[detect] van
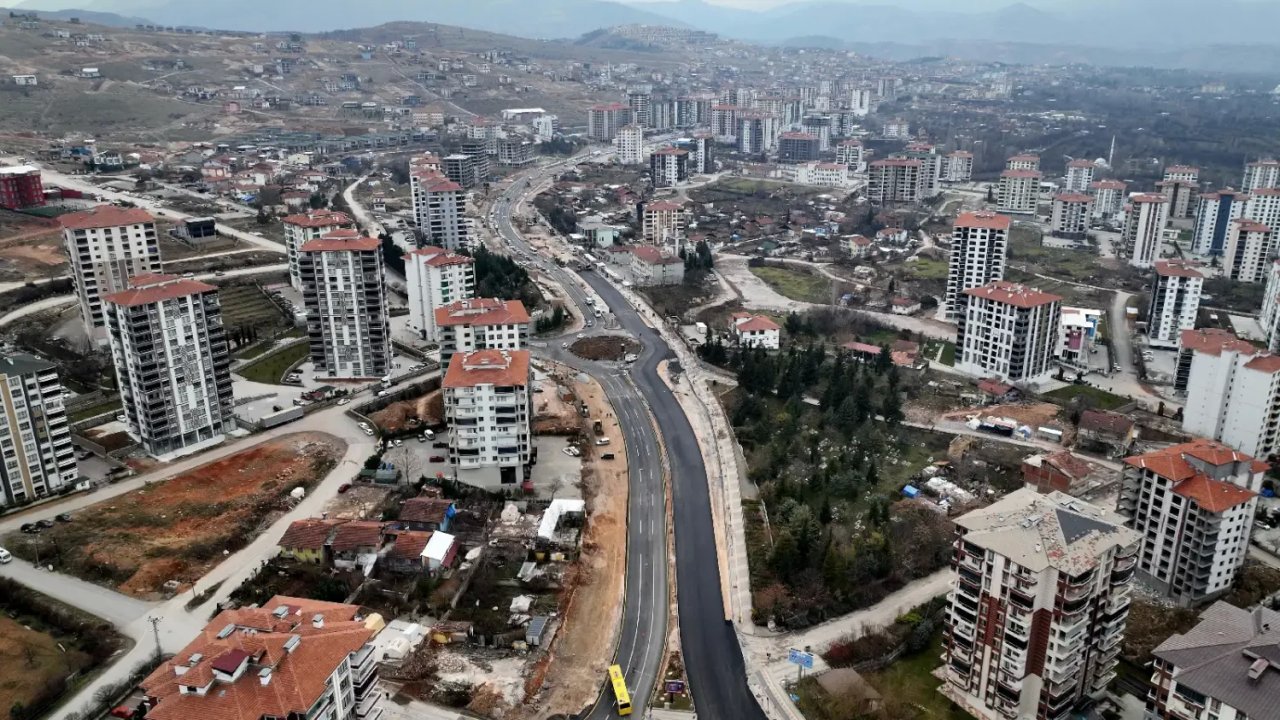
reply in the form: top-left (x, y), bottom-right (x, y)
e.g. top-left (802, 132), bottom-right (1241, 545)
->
top-left (424, 429), bottom-right (435, 440)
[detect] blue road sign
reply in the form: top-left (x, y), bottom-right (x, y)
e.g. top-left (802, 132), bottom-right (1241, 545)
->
top-left (788, 648), bottom-right (814, 669)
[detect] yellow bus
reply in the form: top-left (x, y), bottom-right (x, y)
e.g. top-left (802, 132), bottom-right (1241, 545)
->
top-left (608, 664), bottom-right (632, 716)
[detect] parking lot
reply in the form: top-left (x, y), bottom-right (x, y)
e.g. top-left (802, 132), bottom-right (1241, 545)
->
top-left (379, 435), bottom-right (582, 497)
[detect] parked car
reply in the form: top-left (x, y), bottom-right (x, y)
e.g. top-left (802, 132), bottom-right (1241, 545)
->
top-left (595, 437), bottom-right (611, 446)
top-left (55, 513), bottom-right (72, 522)
top-left (19, 523), bottom-right (38, 534)
top-left (417, 435), bottom-right (428, 443)
top-left (601, 453), bottom-right (616, 460)
top-left (36, 519), bottom-right (54, 529)
top-left (432, 441), bottom-right (448, 449)
top-left (337, 398), bottom-right (350, 406)
top-left (393, 439), bottom-right (403, 447)
top-left (429, 455), bottom-right (445, 463)
top-left (0, 547), bottom-right (11, 564)
top-left (337, 483), bottom-right (352, 494)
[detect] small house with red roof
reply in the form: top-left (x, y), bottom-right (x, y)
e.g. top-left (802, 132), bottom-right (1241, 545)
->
top-left (731, 313), bottom-right (781, 349)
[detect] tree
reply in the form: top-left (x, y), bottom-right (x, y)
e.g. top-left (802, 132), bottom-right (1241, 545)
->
top-left (986, 185), bottom-right (995, 203)
top-left (380, 233), bottom-right (405, 275)
top-left (308, 192), bottom-right (327, 209)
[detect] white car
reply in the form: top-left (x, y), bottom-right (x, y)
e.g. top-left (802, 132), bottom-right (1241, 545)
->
top-left (337, 398), bottom-right (350, 406)
top-left (0, 547), bottom-right (11, 563)
top-left (595, 437), bottom-right (611, 446)
top-left (363, 428), bottom-right (374, 436)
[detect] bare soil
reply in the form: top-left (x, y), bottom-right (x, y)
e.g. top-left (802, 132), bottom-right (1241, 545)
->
top-left (5, 433), bottom-right (345, 598)
top-left (944, 402), bottom-right (1066, 430)
top-left (533, 384), bottom-right (580, 435)
top-left (570, 335), bottom-right (640, 361)
top-left (370, 390), bottom-right (444, 433)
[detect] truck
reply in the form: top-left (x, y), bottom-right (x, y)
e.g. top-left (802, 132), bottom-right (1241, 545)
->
top-left (261, 406), bottom-right (304, 429)
top-left (380, 375), bottom-right (394, 389)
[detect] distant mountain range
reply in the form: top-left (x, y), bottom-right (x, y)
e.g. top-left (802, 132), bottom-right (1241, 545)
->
top-left (10, 0), bottom-right (1280, 69)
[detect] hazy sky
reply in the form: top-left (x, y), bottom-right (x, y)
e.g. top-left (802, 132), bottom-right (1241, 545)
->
top-left (620, 0), bottom-right (1054, 9)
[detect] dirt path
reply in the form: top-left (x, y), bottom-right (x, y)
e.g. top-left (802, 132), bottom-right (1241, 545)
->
top-left (517, 365), bottom-right (629, 718)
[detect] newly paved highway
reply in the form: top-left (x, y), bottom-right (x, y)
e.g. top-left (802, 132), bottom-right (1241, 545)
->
top-left (494, 161), bottom-right (766, 719)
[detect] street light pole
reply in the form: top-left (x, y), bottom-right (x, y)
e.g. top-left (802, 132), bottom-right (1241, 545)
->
top-left (147, 616), bottom-right (163, 660)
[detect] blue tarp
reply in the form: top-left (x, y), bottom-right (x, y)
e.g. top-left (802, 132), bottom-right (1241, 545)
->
top-left (903, 485), bottom-right (920, 498)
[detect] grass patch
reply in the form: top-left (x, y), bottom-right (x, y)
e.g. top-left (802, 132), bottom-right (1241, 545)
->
top-left (234, 328), bottom-right (306, 361)
top-left (902, 257), bottom-right (949, 281)
top-left (68, 398), bottom-right (123, 422)
top-left (1043, 384), bottom-right (1128, 410)
top-left (924, 340), bottom-right (956, 366)
top-left (862, 631), bottom-right (970, 720)
top-left (217, 285), bottom-right (289, 331)
top-left (235, 340), bottom-right (309, 384)
top-left (750, 265), bottom-right (832, 304)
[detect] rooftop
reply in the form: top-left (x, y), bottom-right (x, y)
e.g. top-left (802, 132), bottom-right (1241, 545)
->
top-left (60, 205), bottom-right (154, 230)
top-left (434, 298), bottom-right (530, 327)
top-left (954, 210), bottom-right (1011, 231)
top-left (1131, 193), bottom-right (1168, 204)
top-left (399, 497), bottom-right (454, 526)
top-left (0, 352), bottom-right (56, 379)
top-left (1091, 180), bottom-right (1127, 190)
top-left (1054, 192), bottom-right (1094, 203)
top-left (733, 314), bottom-right (780, 332)
top-left (300, 231), bottom-right (380, 253)
top-left (103, 273), bottom-right (216, 308)
top-left (1124, 440), bottom-right (1266, 512)
top-left (1154, 260), bottom-right (1205, 278)
top-left (963, 280), bottom-right (1062, 308)
top-left (1077, 409), bottom-right (1134, 436)
top-left (631, 245), bottom-right (682, 265)
top-left (443, 349), bottom-right (530, 389)
top-left (955, 487), bottom-right (1138, 575)
top-left (1235, 219), bottom-right (1272, 233)
top-left (1001, 169), bottom-right (1042, 179)
top-left (278, 518), bottom-right (346, 551)
top-left (408, 245), bottom-right (473, 268)
top-left (1180, 328), bottom-right (1256, 357)
top-left (281, 210), bottom-right (352, 228)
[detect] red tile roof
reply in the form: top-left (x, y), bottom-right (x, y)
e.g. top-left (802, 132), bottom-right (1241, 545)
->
top-left (1001, 169), bottom-right (1042, 179)
top-left (387, 531), bottom-right (433, 562)
top-left (278, 518), bottom-right (346, 551)
top-left (1245, 355), bottom-right (1280, 374)
top-left (978, 379), bottom-right (1014, 397)
top-left (652, 147), bottom-right (688, 156)
top-left (60, 205), bottom-right (154, 230)
top-left (1131, 193), bottom-right (1168, 204)
top-left (1179, 328), bottom-right (1257, 357)
top-left (329, 521), bottom-right (385, 552)
top-left (408, 245), bottom-right (473, 268)
top-left (103, 274), bottom-right (216, 308)
top-left (1234, 219), bottom-right (1272, 233)
top-left (400, 497), bottom-right (454, 525)
top-left (949, 150), bottom-right (972, 157)
top-left (955, 211), bottom-right (1011, 231)
top-left (871, 158), bottom-right (921, 167)
top-left (1042, 450), bottom-right (1095, 481)
top-left (1090, 180), bottom-right (1126, 190)
top-left (1154, 260), bottom-right (1204, 278)
top-left (1125, 439), bottom-right (1268, 481)
top-left (414, 172), bottom-right (464, 192)
top-left (1172, 475), bottom-right (1257, 513)
top-left (1009, 154), bottom-right (1040, 162)
top-left (644, 200), bottom-right (685, 212)
top-left (630, 245), bottom-right (682, 265)
top-left (780, 131), bottom-right (817, 140)
top-left (734, 314), bottom-right (780, 332)
top-left (1166, 164), bottom-right (1198, 173)
top-left (299, 231), bottom-right (380, 252)
top-left (443, 349), bottom-right (530, 389)
top-left (1077, 409), bottom-right (1134, 437)
top-left (435, 298), bottom-right (530, 327)
top-left (963, 280), bottom-right (1062, 308)
top-left (1067, 159), bottom-right (1095, 168)
top-left (1054, 192), bottom-right (1093, 203)
top-left (282, 210), bottom-right (352, 228)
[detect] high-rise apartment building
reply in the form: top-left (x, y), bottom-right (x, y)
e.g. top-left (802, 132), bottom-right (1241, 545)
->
top-left (531, 114), bottom-right (558, 143)
top-left (627, 89), bottom-right (651, 127)
top-left (737, 113), bottom-right (777, 155)
top-left (649, 147), bottom-right (689, 188)
top-left (140, 596), bottom-right (383, 720)
top-left (1223, 219), bottom-right (1275, 283)
top-left (1262, 261), bottom-right (1280, 352)
top-left (640, 200), bottom-right (689, 245)
top-left (1242, 158), bottom-right (1280, 193)
top-left (443, 349), bottom-right (532, 487)
top-left (957, 281), bottom-right (1062, 383)
top-left (1089, 180), bottom-right (1127, 220)
top-left (945, 211), bottom-right (1010, 321)
top-left (997, 170), bottom-right (1041, 215)
top-left (1064, 159), bottom-right (1095, 193)
top-left (61, 206), bottom-right (162, 345)
top-left (409, 169), bottom-right (469, 251)
top-left (405, 246), bottom-right (474, 341)
top-left (299, 232), bottom-right (389, 379)
top-left (282, 210), bottom-right (354, 292)
top-left (0, 165), bottom-right (45, 210)
top-left (941, 488), bottom-right (1139, 720)
top-left (434, 298), bottom-right (530, 367)
top-left (898, 143), bottom-right (942, 199)
top-left (1158, 179), bottom-right (1200, 221)
top-left (868, 158), bottom-right (922, 206)
top-left (1181, 331), bottom-right (1280, 461)
top-left (1118, 440), bottom-right (1265, 606)
top-left (1123, 193), bottom-right (1170, 268)
top-left (616, 124), bottom-right (644, 165)
top-left (1147, 260), bottom-right (1203, 348)
top-left (1244, 187), bottom-right (1280, 231)
top-left (944, 150), bottom-right (974, 182)
top-left (1192, 189), bottom-right (1248, 256)
top-left (777, 132), bottom-right (820, 163)
top-left (1165, 165), bottom-right (1200, 183)
top-left (103, 274), bottom-right (234, 458)
top-left (687, 134), bottom-right (713, 175)
top-left (0, 354), bottom-right (76, 508)
top-left (1050, 193), bottom-right (1093, 239)
top-left (836, 140), bottom-right (865, 172)
top-left (441, 153), bottom-right (485, 189)
top-left (1006, 154), bottom-right (1041, 171)
top-left (587, 103), bottom-right (631, 142)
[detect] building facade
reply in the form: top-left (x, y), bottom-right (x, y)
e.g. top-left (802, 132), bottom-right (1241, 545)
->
top-left (434, 298), bottom-right (530, 367)
top-left (1090, 180), bottom-right (1127, 220)
top-left (103, 274), bottom-right (234, 458)
top-left (282, 210), bottom-right (354, 292)
top-left (649, 147), bottom-right (689, 188)
top-left (405, 246), bottom-right (474, 341)
top-left (443, 349), bottom-right (532, 487)
top-left (997, 170), bottom-right (1041, 215)
top-left (616, 124), bottom-right (644, 165)
top-left (587, 103), bottom-right (630, 142)
top-left (1123, 194), bottom-right (1170, 268)
top-left (639, 200), bottom-right (688, 245)
top-left (956, 281), bottom-right (1062, 383)
top-left (778, 132), bottom-right (820, 163)
top-left (0, 165), bottom-right (44, 209)
top-left (945, 211), bottom-right (1010, 321)
top-left (1263, 261), bottom-right (1280, 353)
top-left (1223, 219), bottom-right (1275, 283)
top-left (1182, 335), bottom-right (1280, 460)
top-left (1050, 193), bottom-right (1093, 239)
top-left (1191, 189), bottom-right (1248, 256)
top-left (61, 206), bottom-right (162, 345)
top-left (1147, 261), bottom-right (1203, 348)
top-left (940, 488), bottom-right (1139, 720)
top-left (944, 150), bottom-right (974, 182)
top-left (868, 158), bottom-right (922, 206)
top-left (1242, 158), bottom-right (1280, 194)
top-left (836, 140), bottom-right (866, 172)
top-left (1064, 159), bottom-right (1095, 193)
top-left (299, 232), bottom-right (390, 379)
top-left (0, 354), bottom-right (76, 508)
top-left (1118, 440), bottom-right (1265, 606)
top-left (409, 169), bottom-right (469, 251)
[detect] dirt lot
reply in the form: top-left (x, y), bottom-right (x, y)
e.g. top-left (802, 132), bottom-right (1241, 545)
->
top-left (0, 614), bottom-right (92, 715)
top-left (515, 365), bottom-right (629, 718)
top-left (4, 433), bottom-right (345, 599)
top-left (944, 402), bottom-right (1066, 430)
top-left (533, 382), bottom-right (581, 434)
top-left (570, 335), bottom-right (640, 361)
top-left (371, 390), bottom-right (444, 433)
top-left (0, 215), bottom-right (67, 281)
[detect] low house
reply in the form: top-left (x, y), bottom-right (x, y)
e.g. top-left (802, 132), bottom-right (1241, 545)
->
top-left (277, 518), bottom-right (346, 564)
top-left (844, 234), bottom-right (872, 258)
top-left (1076, 409), bottom-right (1137, 457)
top-left (383, 530), bottom-right (433, 574)
top-left (630, 246), bottom-right (685, 287)
top-left (423, 531), bottom-right (458, 573)
top-left (977, 379), bottom-right (1018, 404)
top-left (1021, 450), bottom-right (1105, 495)
top-left (843, 341), bottom-right (915, 367)
top-left (398, 497), bottom-right (455, 532)
top-left (330, 521), bottom-right (386, 573)
top-left (813, 668), bottom-right (883, 716)
top-left (890, 296), bottom-right (921, 315)
top-left (731, 313), bottom-right (781, 349)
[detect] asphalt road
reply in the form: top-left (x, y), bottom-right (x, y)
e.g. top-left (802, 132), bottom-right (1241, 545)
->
top-left (495, 158), bottom-right (765, 719)
top-left (494, 167), bottom-right (669, 718)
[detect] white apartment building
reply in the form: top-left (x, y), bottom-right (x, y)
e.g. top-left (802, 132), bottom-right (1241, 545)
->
top-left (640, 200), bottom-right (689, 245)
top-left (531, 114), bottom-right (557, 142)
top-left (649, 147), bottom-right (689, 188)
top-left (1158, 178), bottom-right (1200, 220)
top-left (1243, 187), bottom-right (1280, 231)
top-left (1262, 261), bottom-right (1280, 353)
top-left (1123, 193), bottom-right (1170, 268)
top-left (443, 349), bottom-right (532, 487)
top-left (835, 140), bottom-right (865, 172)
top-left (1064, 159), bottom-right (1095, 192)
top-left (1165, 165), bottom-right (1200, 183)
top-left (1147, 260), bottom-right (1203, 348)
top-left (1090, 180), bottom-right (1126, 220)
top-left (1242, 158), bottom-right (1280, 193)
top-left (956, 281), bottom-right (1062, 383)
top-left (945, 211), bottom-right (1010, 321)
top-left (1050, 193), bottom-right (1093, 239)
top-left (587, 103), bottom-right (630, 142)
top-left (409, 169), bottom-right (469, 251)
top-left (687, 135), bottom-right (713, 175)
top-left (1118, 440), bottom-right (1265, 606)
top-left (1223, 219), bottom-right (1275, 283)
top-left (849, 88), bottom-right (871, 116)
top-left (941, 488), bottom-right (1139, 720)
top-left (787, 162), bottom-right (852, 188)
top-left (616, 123), bottom-right (644, 165)
top-left (1149, 602), bottom-right (1280, 720)
top-left (140, 596), bottom-right (382, 720)
top-left (731, 313), bottom-right (780, 349)
top-left (868, 158), bottom-right (922, 205)
top-left (898, 143), bottom-right (942, 199)
top-left (60, 206), bottom-right (162, 345)
top-left (0, 354), bottom-right (76, 508)
top-left (1006, 154), bottom-right (1041, 171)
top-left (299, 232), bottom-right (389, 379)
top-left (997, 169), bottom-right (1041, 215)
top-left (738, 114), bottom-right (778, 154)
top-left (882, 119), bottom-right (910, 139)
top-left (102, 274), bottom-right (234, 459)
top-left (405, 246), bottom-right (474, 341)
top-left (434, 298), bottom-right (530, 366)
top-left (944, 150), bottom-right (974, 182)
top-left (1191, 189), bottom-right (1247, 256)
top-left (1182, 334), bottom-right (1280, 460)
top-left (282, 210), bottom-right (354, 292)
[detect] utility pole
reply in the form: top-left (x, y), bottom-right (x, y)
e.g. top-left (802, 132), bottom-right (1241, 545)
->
top-left (147, 616), bottom-right (163, 660)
